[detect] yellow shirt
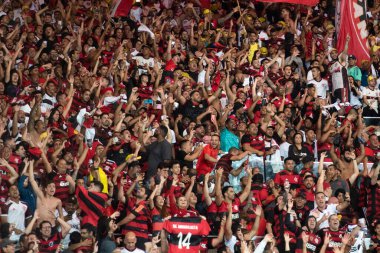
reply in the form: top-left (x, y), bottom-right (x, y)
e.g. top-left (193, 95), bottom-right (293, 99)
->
top-left (89, 167), bottom-right (108, 194)
top-left (248, 43), bottom-right (259, 63)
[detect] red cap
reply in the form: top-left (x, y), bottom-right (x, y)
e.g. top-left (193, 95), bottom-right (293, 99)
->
top-left (29, 147), bottom-right (42, 159)
top-left (101, 87), bottom-right (114, 95)
top-left (99, 106), bottom-right (112, 113)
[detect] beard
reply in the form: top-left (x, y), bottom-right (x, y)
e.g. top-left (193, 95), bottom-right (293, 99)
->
top-left (343, 157), bottom-right (352, 162)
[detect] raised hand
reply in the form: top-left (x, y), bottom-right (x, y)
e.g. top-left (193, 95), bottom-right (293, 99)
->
top-left (254, 205), bottom-right (262, 217)
top-left (301, 232), bottom-right (309, 244)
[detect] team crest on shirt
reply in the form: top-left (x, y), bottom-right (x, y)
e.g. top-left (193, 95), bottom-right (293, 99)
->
top-left (294, 177), bottom-right (298, 182)
top-left (199, 104), bottom-right (203, 108)
top-left (49, 242), bottom-right (54, 247)
top-left (259, 136), bottom-right (263, 141)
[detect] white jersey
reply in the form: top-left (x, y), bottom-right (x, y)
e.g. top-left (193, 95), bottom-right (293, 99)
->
top-left (309, 78), bottom-right (329, 99)
top-left (362, 87), bottom-right (380, 113)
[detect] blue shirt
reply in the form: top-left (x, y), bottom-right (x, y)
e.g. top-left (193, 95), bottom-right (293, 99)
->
top-left (220, 128), bottom-right (240, 152)
top-left (18, 175), bottom-right (37, 213)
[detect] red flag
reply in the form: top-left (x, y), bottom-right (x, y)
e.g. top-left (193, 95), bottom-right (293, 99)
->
top-left (256, 0), bottom-right (318, 6)
top-left (336, 0), bottom-right (370, 64)
top-left (111, 0), bottom-right (135, 17)
top-left (199, 0), bottom-right (211, 9)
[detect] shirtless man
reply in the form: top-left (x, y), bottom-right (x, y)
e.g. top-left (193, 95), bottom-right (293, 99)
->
top-left (27, 100), bottom-right (47, 145)
top-left (330, 144), bottom-right (365, 180)
top-left (28, 160), bottom-right (63, 226)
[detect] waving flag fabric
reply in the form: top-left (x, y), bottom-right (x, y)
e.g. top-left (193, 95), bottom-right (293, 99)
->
top-left (336, 0), bottom-right (370, 64)
top-left (256, 0), bottom-right (318, 6)
top-left (111, 0), bottom-right (135, 17)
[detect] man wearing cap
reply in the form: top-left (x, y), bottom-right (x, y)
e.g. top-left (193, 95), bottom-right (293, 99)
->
top-left (0, 239), bottom-right (15, 253)
top-left (347, 54), bottom-right (362, 84)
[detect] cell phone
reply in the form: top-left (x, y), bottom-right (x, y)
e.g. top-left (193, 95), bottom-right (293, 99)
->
top-left (144, 99), bottom-right (153, 105)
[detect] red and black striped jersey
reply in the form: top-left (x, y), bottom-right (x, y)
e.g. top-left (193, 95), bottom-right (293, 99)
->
top-left (75, 186), bottom-right (107, 226)
top-left (123, 200), bottom-right (150, 239)
top-left (48, 171), bottom-right (70, 203)
top-left (217, 197), bottom-right (241, 221)
top-left (39, 231), bottom-right (63, 253)
top-left (267, 206), bottom-right (296, 244)
top-left (163, 216), bottom-right (211, 253)
top-left (241, 134), bottom-right (265, 153)
top-left (151, 207), bottom-right (164, 236)
top-left (363, 178), bottom-right (380, 220)
top-left (295, 231), bottom-right (322, 253)
top-left (274, 169), bottom-right (301, 187)
top-left (318, 227), bottom-right (347, 253)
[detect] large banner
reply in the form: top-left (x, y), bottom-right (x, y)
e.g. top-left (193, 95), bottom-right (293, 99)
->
top-left (336, 0), bottom-right (370, 64)
top-left (256, 0), bottom-right (318, 6)
top-left (111, 0), bottom-right (134, 17)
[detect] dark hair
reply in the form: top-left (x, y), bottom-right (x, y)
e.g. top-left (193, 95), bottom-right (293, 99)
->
top-left (96, 216), bottom-right (113, 247)
top-left (39, 220), bottom-right (53, 230)
top-left (81, 223), bottom-right (96, 236)
top-left (15, 141), bottom-right (28, 152)
top-left (69, 231), bottom-right (82, 244)
top-left (293, 132), bottom-right (304, 144)
top-left (334, 188), bottom-right (346, 198)
top-left (171, 160), bottom-right (180, 167)
top-left (222, 186), bottom-right (233, 197)
top-left (158, 125), bottom-right (168, 137)
top-left (0, 222), bottom-right (10, 238)
top-left (284, 157), bottom-right (295, 163)
top-left (91, 180), bottom-right (104, 192)
top-left (47, 106), bottom-right (62, 125)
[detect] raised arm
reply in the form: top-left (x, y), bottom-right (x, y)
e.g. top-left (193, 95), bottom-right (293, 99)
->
top-left (28, 160), bottom-right (44, 200)
top-left (355, 143), bottom-right (366, 164)
top-left (203, 173), bottom-right (213, 206)
top-left (225, 203), bottom-right (233, 241)
top-left (244, 205), bottom-right (262, 240)
top-left (184, 176), bottom-right (196, 201)
top-left (25, 210), bottom-right (39, 235)
top-left (348, 155), bottom-right (359, 186)
top-left (57, 216), bottom-right (72, 237)
top-left (329, 144), bottom-right (339, 164)
top-left (41, 151), bottom-right (53, 174)
top-left (238, 167), bottom-right (253, 203)
top-left (215, 168), bottom-right (224, 206)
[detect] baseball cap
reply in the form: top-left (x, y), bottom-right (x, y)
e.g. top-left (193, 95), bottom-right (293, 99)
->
top-left (260, 47), bottom-right (268, 55)
top-left (348, 54), bottom-right (356, 60)
top-left (368, 75), bottom-right (375, 81)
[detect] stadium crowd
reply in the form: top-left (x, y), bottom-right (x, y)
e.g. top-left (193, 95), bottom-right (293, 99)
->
top-left (0, 0), bottom-right (380, 252)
